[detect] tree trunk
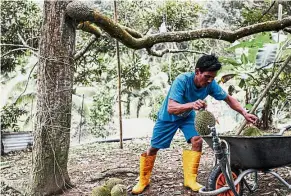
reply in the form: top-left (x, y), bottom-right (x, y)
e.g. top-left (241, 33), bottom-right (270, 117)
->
top-left (136, 97), bottom-right (143, 118)
top-left (245, 88), bottom-right (249, 105)
top-left (261, 95), bottom-right (272, 130)
top-left (30, 1), bottom-right (75, 195)
top-left (126, 93), bottom-right (131, 116)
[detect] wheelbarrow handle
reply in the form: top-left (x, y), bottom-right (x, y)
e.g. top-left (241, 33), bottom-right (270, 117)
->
top-left (285, 125), bottom-right (291, 131)
top-left (278, 125), bottom-right (291, 135)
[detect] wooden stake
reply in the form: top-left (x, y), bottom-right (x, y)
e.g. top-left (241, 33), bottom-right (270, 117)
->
top-left (114, 1), bottom-right (123, 149)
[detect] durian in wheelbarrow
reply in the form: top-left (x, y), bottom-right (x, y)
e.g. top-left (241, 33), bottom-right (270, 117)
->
top-left (242, 126), bottom-right (263, 136)
top-left (91, 186), bottom-right (110, 196)
top-left (104, 178), bottom-right (123, 191)
top-left (111, 184), bottom-right (127, 196)
top-left (195, 110), bottom-right (216, 135)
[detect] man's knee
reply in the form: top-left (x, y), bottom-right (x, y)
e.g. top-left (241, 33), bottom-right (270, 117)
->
top-left (147, 147), bottom-right (159, 156)
top-left (190, 136), bottom-right (203, 151)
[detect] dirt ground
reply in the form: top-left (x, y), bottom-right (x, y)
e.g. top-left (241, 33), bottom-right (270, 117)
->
top-left (1, 136), bottom-right (291, 196)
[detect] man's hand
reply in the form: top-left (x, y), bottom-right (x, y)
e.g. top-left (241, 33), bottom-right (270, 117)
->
top-left (243, 112), bottom-right (258, 124)
top-left (192, 99), bottom-right (207, 110)
top-left (168, 99), bottom-right (206, 115)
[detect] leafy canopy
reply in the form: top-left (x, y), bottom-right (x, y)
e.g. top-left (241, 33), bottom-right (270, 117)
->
top-left (1, 0), bottom-right (41, 74)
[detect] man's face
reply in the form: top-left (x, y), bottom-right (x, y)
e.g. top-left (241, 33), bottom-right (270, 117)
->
top-left (195, 69), bottom-right (217, 88)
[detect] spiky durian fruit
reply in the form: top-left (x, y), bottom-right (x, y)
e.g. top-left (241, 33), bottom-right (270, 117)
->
top-left (242, 126), bottom-right (263, 136)
top-left (104, 178), bottom-right (123, 191)
top-left (195, 110), bottom-right (216, 135)
top-left (111, 184), bottom-right (127, 196)
top-left (91, 186), bottom-right (110, 196)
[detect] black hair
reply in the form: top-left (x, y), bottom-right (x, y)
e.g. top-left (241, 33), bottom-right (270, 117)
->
top-left (195, 54), bottom-right (222, 72)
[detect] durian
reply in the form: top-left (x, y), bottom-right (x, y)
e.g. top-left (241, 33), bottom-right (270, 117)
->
top-left (242, 126), bottom-right (263, 136)
top-left (104, 178), bottom-right (123, 191)
top-left (91, 186), bottom-right (110, 196)
top-left (111, 184), bottom-right (127, 196)
top-left (195, 110), bottom-right (216, 135)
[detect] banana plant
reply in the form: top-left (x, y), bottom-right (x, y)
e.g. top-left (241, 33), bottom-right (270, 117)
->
top-left (219, 32), bottom-right (291, 129)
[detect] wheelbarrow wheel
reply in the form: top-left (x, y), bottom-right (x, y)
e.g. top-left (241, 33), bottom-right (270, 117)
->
top-left (206, 164), bottom-right (243, 196)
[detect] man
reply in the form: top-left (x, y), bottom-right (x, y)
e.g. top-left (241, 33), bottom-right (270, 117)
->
top-left (132, 54), bottom-right (257, 194)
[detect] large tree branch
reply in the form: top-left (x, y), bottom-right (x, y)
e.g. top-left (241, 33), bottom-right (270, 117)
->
top-left (66, 1), bottom-right (291, 49)
top-left (77, 21), bottom-right (102, 36)
top-left (74, 21), bottom-right (105, 60)
top-left (75, 19), bottom-right (187, 57)
top-left (120, 25), bottom-right (143, 39)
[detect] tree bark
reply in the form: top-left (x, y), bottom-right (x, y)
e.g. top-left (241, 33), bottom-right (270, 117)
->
top-left (261, 95), bottom-right (272, 129)
top-left (30, 1), bottom-right (75, 195)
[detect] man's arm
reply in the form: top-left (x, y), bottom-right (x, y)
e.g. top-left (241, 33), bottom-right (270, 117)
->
top-left (168, 99), bottom-right (206, 115)
top-left (224, 95), bottom-right (257, 123)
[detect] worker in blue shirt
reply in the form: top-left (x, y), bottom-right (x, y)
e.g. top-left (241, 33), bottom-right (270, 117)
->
top-left (132, 54), bottom-right (257, 194)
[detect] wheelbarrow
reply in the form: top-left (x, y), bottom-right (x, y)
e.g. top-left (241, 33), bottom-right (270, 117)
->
top-left (199, 125), bottom-right (291, 196)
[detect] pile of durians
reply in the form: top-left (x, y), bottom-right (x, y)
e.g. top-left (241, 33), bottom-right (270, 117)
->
top-left (91, 178), bottom-right (127, 196)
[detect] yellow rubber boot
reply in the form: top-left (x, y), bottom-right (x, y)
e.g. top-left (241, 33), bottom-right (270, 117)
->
top-left (182, 150), bottom-right (203, 191)
top-left (132, 153), bottom-right (156, 194)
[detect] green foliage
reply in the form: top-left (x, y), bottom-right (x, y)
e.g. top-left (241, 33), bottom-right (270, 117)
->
top-left (121, 52), bottom-right (151, 90)
top-left (256, 43), bottom-right (278, 69)
top-left (74, 52), bottom-right (114, 86)
top-left (219, 57), bottom-right (242, 67)
top-left (241, 7), bottom-right (274, 26)
top-left (220, 33), bottom-right (291, 128)
top-left (161, 56), bottom-right (193, 84)
top-left (117, 0), bottom-right (202, 32)
top-left (221, 32), bottom-right (275, 76)
top-left (239, 1), bottom-right (291, 29)
top-left (74, 30), bottom-right (116, 86)
top-left (1, 0), bottom-right (41, 74)
top-left (149, 94), bottom-right (165, 122)
top-left (227, 32), bottom-right (274, 50)
top-left (117, 1), bottom-right (158, 33)
top-left (1, 56), bottom-right (39, 131)
top-left (226, 32), bottom-right (274, 63)
top-left (1, 104), bottom-right (27, 131)
top-left (245, 103), bottom-right (253, 111)
top-left (75, 42), bottom-right (151, 92)
top-left (135, 77), bottom-right (167, 118)
top-left (88, 86), bottom-right (115, 138)
top-left (153, 0), bottom-right (202, 31)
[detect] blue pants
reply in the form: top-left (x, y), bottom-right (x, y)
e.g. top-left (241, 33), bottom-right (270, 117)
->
top-left (151, 116), bottom-right (198, 149)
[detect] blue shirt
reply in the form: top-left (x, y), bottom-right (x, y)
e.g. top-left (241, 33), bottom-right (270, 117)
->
top-left (158, 72), bottom-right (227, 122)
